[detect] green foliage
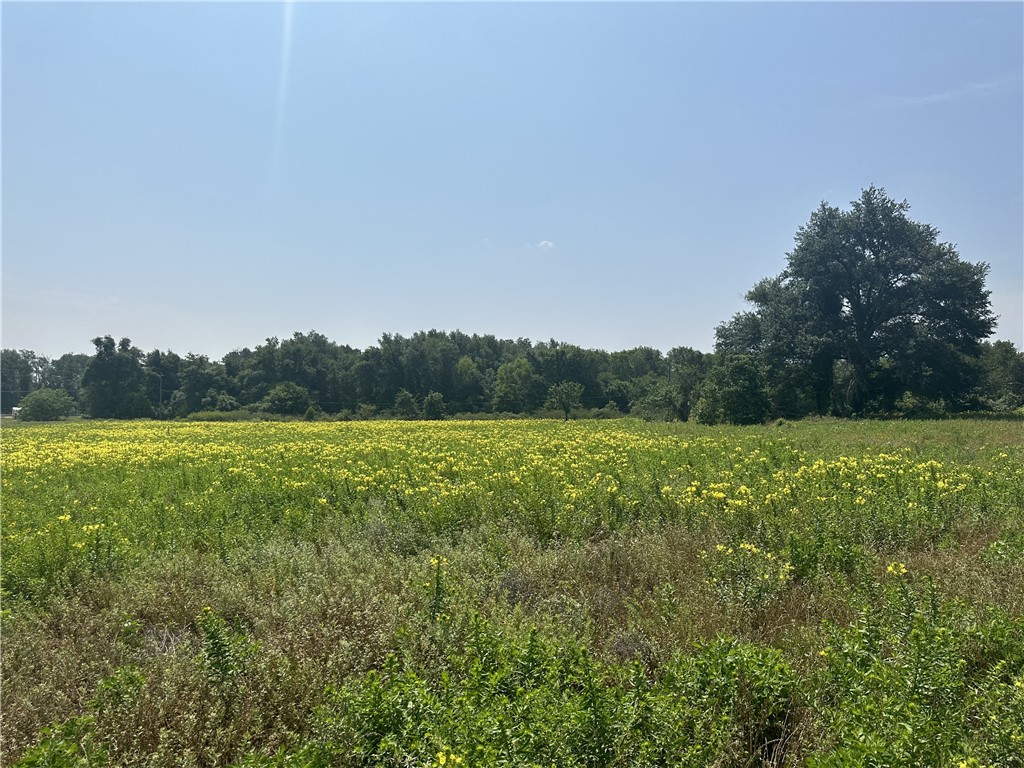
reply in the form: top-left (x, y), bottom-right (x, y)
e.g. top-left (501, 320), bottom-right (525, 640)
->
top-left (893, 391), bottom-right (949, 420)
top-left (666, 346), bottom-right (713, 421)
top-left (451, 355), bottom-right (485, 412)
top-left (545, 380), bottom-right (584, 420)
top-left (81, 337), bottom-right (150, 419)
top-left (2, 348), bottom-right (45, 413)
top-left (492, 358), bottom-right (545, 413)
top-left (354, 403), bottom-right (378, 420)
top-left (184, 409), bottom-right (273, 422)
top-left (4, 419), bottom-right (1023, 765)
top-left (422, 391), bottom-right (446, 420)
top-left (90, 666), bottom-right (146, 718)
top-left (701, 542), bottom-right (794, 612)
top-left (15, 388), bottom-right (75, 421)
top-left (810, 575), bottom-right (1024, 767)
top-left (692, 356), bottom-right (772, 425)
top-left (120, 391), bottom-right (154, 419)
top-left (261, 382), bottom-right (313, 415)
top-left (630, 381), bottom-right (682, 422)
top-left (201, 388), bottom-right (240, 412)
top-left (392, 388), bottom-right (421, 419)
top-left (309, 619), bottom-right (798, 766)
top-left (718, 187), bottom-right (996, 416)
top-left (197, 607), bottom-right (258, 686)
top-left (17, 315), bottom-right (1019, 419)
top-left (979, 340), bottom-right (1024, 410)
top-left (13, 717), bottom-right (107, 768)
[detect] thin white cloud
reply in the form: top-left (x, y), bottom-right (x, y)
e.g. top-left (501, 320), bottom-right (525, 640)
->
top-left (902, 77), bottom-right (1010, 106)
top-left (537, 240), bottom-right (555, 249)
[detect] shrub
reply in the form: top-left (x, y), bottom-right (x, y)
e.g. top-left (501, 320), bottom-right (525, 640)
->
top-left (393, 389), bottom-right (421, 420)
top-left (15, 389), bottom-right (74, 421)
top-left (260, 382), bottom-right (313, 415)
top-left (354, 403), bottom-right (377, 420)
top-left (422, 391), bottom-right (446, 420)
top-left (692, 356), bottom-right (772, 425)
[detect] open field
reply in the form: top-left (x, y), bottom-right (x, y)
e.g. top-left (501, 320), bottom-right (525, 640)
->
top-left (3, 419), bottom-right (1023, 766)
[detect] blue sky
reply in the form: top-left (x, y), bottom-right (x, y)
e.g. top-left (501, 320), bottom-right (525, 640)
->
top-left (3, 1), bottom-right (1022, 359)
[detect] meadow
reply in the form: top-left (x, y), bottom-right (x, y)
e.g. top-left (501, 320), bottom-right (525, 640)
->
top-left (2, 418), bottom-right (1023, 767)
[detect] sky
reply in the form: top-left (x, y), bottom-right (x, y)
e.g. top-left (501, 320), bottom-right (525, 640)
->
top-left (3, 1), bottom-right (1022, 360)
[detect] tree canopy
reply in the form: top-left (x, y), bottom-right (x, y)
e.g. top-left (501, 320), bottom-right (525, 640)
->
top-left (717, 187), bottom-right (996, 415)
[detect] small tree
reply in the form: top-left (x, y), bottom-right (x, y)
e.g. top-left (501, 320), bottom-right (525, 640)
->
top-left (393, 389), bottom-right (420, 419)
top-left (423, 391), bottom-right (446, 420)
top-left (354, 403), bottom-right (377, 420)
top-left (692, 356), bottom-right (772, 425)
top-left (545, 381), bottom-right (584, 420)
top-left (262, 382), bottom-right (312, 415)
top-left (15, 388), bottom-right (74, 421)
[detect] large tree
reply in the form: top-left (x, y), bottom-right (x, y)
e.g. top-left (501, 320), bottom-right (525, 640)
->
top-left (81, 337), bottom-right (152, 418)
top-left (717, 187), bottom-right (996, 414)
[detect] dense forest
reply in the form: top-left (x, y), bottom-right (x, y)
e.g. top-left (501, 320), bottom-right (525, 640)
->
top-left (4, 188), bottom-right (1024, 423)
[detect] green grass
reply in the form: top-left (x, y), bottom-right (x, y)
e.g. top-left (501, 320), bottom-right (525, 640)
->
top-left (2, 418), bottom-right (1023, 766)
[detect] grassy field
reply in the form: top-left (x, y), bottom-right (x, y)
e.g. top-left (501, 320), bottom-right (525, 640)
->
top-left (2, 418), bottom-right (1023, 766)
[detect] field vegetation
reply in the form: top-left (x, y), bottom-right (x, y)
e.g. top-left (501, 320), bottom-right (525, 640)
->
top-left (3, 418), bottom-right (1023, 766)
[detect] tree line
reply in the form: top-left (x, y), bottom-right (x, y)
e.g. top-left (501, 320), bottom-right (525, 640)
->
top-left (4, 188), bottom-right (1023, 423)
top-left (2, 331), bottom-right (717, 421)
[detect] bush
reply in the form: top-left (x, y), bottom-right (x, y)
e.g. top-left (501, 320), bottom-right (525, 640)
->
top-left (15, 389), bottom-right (75, 421)
top-left (393, 389), bottom-right (421, 420)
top-left (260, 382), bottom-right (313, 415)
top-left (423, 391), bottom-right (446, 420)
top-left (893, 391), bottom-right (949, 420)
top-left (630, 383), bottom-right (680, 422)
top-left (692, 356), bottom-right (771, 425)
top-left (354, 404), bottom-right (378, 420)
